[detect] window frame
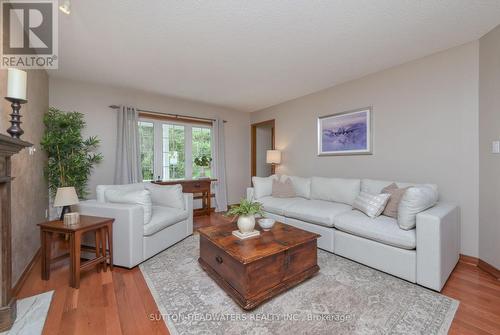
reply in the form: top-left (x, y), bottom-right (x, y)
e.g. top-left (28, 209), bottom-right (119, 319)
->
top-left (139, 117), bottom-right (212, 181)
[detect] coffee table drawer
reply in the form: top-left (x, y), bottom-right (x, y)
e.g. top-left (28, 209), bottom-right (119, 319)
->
top-left (199, 236), bottom-right (246, 294)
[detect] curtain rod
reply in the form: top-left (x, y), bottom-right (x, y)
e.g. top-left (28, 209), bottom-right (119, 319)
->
top-left (108, 105), bottom-right (227, 123)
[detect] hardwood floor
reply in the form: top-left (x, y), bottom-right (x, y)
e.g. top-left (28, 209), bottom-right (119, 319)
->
top-left (17, 213), bottom-right (500, 334)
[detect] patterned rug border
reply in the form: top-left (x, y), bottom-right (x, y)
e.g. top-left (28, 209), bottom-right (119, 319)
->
top-left (139, 235), bottom-right (459, 335)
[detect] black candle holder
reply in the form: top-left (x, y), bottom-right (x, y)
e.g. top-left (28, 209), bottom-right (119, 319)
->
top-left (5, 97), bottom-right (27, 139)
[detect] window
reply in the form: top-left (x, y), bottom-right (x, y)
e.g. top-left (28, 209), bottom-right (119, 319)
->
top-left (138, 121), bottom-right (154, 181)
top-left (138, 119), bottom-right (212, 181)
top-left (192, 127), bottom-right (212, 178)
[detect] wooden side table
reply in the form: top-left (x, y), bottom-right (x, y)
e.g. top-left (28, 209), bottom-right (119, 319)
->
top-left (38, 215), bottom-right (114, 289)
top-left (153, 178), bottom-right (217, 216)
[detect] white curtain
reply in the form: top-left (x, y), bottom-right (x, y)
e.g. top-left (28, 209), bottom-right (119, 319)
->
top-left (212, 117), bottom-right (228, 212)
top-left (114, 106), bottom-right (142, 184)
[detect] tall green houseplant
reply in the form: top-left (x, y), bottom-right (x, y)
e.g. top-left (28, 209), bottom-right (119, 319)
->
top-left (41, 107), bottom-right (103, 199)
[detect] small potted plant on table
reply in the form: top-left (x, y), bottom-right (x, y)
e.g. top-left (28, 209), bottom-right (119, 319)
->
top-left (226, 199), bottom-right (264, 236)
top-left (194, 154), bottom-right (212, 178)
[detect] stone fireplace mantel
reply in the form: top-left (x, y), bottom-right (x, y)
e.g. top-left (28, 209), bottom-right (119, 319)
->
top-left (0, 134), bottom-right (31, 331)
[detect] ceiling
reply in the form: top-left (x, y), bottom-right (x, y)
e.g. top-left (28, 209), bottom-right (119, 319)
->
top-left (50, 0), bottom-right (500, 112)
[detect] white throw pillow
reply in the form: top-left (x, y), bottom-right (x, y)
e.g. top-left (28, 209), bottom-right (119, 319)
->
top-left (252, 175), bottom-right (278, 199)
top-left (397, 185), bottom-right (438, 230)
top-left (144, 183), bottom-right (185, 210)
top-left (105, 189), bottom-right (153, 224)
top-left (310, 177), bottom-right (361, 205)
top-left (282, 175), bottom-right (311, 199)
top-left (353, 191), bottom-right (391, 218)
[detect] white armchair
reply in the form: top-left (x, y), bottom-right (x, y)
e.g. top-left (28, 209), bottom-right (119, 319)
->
top-left (76, 183), bottom-right (193, 268)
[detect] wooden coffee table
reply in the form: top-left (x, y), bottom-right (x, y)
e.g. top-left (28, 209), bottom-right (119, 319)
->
top-left (198, 221), bottom-right (320, 310)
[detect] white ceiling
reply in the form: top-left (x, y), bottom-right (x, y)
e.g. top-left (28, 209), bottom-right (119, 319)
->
top-left (50, 0), bottom-right (500, 112)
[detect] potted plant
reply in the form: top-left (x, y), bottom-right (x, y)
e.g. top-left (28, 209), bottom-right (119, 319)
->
top-left (194, 154), bottom-right (212, 178)
top-left (226, 199), bottom-right (264, 233)
top-left (40, 107), bottom-right (103, 200)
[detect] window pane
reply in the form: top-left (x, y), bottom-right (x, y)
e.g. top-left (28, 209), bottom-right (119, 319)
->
top-left (162, 124), bottom-right (185, 179)
top-left (138, 121), bottom-right (154, 181)
top-left (192, 127), bottom-right (212, 178)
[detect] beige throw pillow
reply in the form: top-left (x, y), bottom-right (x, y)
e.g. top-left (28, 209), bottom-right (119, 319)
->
top-left (353, 191), bottom-right (391, 218)
top-left (381, 183), bottom-right (410, 218)
top-left (271, 178), bottom-right (296, 198)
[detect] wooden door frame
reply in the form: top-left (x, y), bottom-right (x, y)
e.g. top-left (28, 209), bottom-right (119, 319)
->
top-left (251, 119), bottom-right (275, 178)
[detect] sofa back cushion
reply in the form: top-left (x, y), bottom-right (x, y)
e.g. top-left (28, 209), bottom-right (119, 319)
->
top-left (398, 185), bottom-right (438, 230)
top-left (144, 183), bottom-right (185, 210)
top-left (310, 177), bottom-right (360, 205)
top-left (96, 183), bottom-right (145, 203)
top-left (105, 189), bottom-right (153, 224)
top-left (252, 175), bottom-right (278, 199)
top-left (361, 178), bottom-right (436, 194)
top-left (282, 175), bottom-right (311, 199)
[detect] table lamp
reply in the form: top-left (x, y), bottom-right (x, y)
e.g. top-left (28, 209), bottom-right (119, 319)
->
top-left (54, 187), bottom-right (79, 220)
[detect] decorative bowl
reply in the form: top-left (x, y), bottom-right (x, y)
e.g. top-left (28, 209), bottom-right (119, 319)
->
top-left (258, 218), bottom-right (276, 231)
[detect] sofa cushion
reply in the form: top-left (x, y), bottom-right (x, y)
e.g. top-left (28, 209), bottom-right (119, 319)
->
top-left (282, 175), bottom-right (311, 199)
top-left (96, 183), bottom-right (145, 203)
top-left (381, 183), bottom-right (410, 218)
top-left (310, 177), bottom-right (360, 205)
top-left (252, 175), bottom-right (278, 199)
top-left (144, 183), bottom-right (184, 210)
top-left (143, 206), bottom-right (189, 236)
top-left (333, 211), bottom-right (416, 249)
top-left (284, 199), bottom-right (352, 227)
top-left (398, 185), bottom-right (438, 230)
top-left (258, 196), bottom-right (305, 216)
top-left (105, 189), bottom-right (153, 224)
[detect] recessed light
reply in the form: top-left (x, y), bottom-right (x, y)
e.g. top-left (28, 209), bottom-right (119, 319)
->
top-left (59, 0), bottom-right (71, 15)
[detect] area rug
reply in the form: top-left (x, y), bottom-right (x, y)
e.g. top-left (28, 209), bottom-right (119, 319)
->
top-left (140, 235), bottom-right (458, 335)
top-left (0, 291), bottom-right (54, 335)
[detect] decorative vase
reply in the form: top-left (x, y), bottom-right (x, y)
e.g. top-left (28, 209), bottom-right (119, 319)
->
top-left (199, 166), bottom-right (206, 178)
top-left (237, 215), bottom-right (255, 233)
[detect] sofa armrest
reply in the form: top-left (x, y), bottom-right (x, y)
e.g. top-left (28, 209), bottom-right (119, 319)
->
top-left (247, 187), bottom-right (255, 201)
top-left (184, 193), bottom-right (194, 235)
top-left (76, 200), bottom-right (145, 268)
top-left (416, 202), bottom-right (460, 291)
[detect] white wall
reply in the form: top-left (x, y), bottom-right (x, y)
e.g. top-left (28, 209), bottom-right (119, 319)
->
top-left (256, 126), bottom-right (273, 177)
top-left (251, 42), bottom-right (480, 257)
top-left (479, 25), bottom-right (500, 269)
top-left (49, 78), bottom-right (251, 205)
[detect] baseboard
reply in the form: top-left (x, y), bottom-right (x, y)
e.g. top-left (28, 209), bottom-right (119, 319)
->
top-left (12, 248), bottom-right (41, 297)
top-left (459, 254), bottom-right (500, 280)
top-left (478, 259), bottom-right (500, 280)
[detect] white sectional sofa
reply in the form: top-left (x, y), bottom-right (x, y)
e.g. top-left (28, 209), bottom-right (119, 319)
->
top-left (247, 176), bottom-right (460, 291)
top-left (77, 183), bottom-right (193, 268)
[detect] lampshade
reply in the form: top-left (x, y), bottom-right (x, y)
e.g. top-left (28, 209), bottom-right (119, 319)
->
top-left (266, 150), bottom-right (281, 164)
top-left (53, 187), bottom-right (79, 207)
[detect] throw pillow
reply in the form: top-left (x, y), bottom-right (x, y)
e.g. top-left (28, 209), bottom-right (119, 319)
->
top-left (284, 175), bottom-right (311, 199)
top-left (144, 183), bottom-right (184, 210)
top-left (271, 178), bottom-right (296, 198)
top-left (352, 191), bottom-right (391, 218)
top-left (397, 185), bottom-right (438, 230)
top-left (105, 189), bottom-right (153, 224)
top-left (380, 183), bottom-right (410, 218)
top-left (252, 175), bottom-right (278, 199)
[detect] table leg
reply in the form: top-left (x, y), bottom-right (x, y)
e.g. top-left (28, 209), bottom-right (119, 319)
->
top-left (207, 190), bottom-right (212, 216)
top-left (73, 231), bottom-right (81, 289)
top-left (40, 230), bottom-right (50, 280)
top-left (100, 227), bottom-right (107, 272)
top-left (95, 230), bottom-right (101, 273)
top-left (69, 232), bottom-right (75, 287)
top-left (107, 223), bottom-right (113, 271)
